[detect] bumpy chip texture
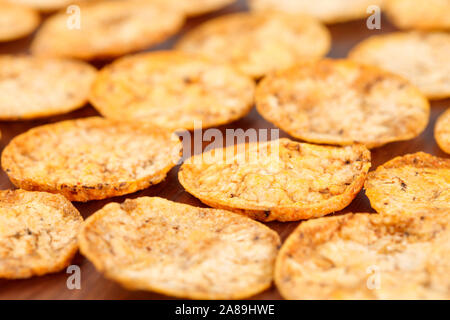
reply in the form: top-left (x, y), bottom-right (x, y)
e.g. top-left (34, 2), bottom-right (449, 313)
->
top-left (349, 32), bottom-right (450, 99)
top-left (0, 189), bottom-right (83, 279)
top-left (249, 0), bottom-right (385, 23)
top-left (0, 3), bottom-right (40, 42)
top-left (2, 117), bottom-right (181, 201)
top-left (79, 197), bottom-right (280, 299)
top-left (179, 138), bottom-right (371, 222)
top-left (256, 59), bottom-right (430, 148)
top-left (176, 12), bottom-right (330, 78)
top-left (275, 212), bottom-right (450, 299)
top-left (31, 0), bottom-right (184, 60)
top-left (365, 152), bottom-right (450, 215)
top-left (435, 109), bottom-right (450, 154)
top-left (0, 56), bottom-right (97, 120)
top-left (386, 0), bottom-right (450, 30)
top-left (89, 51), bottom-right (255, 130)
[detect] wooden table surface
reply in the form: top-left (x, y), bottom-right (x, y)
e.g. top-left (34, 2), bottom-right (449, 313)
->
top-left (0, 1), bottom-right (448, 300)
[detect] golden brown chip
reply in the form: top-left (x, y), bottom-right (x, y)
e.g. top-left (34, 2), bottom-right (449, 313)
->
top-left (365, 152), bottom-right (450, 215)
top-left (349, 32), bottom-right (450, 100)
top-left (0, 189), bottom-right (83, 279)
top-left (275, 212), bottom-right (450, 300)
top-left (256, 59), bottom-right (430, 148)
top-left (179, 138), bottom-right (371, 222)
top-left (4, 0), bottom-right (85, 12)
top-left (89, 51), bottom-right (255, 130)
top-left (0, 55), bottom-right (97, 120)
top-left (385, 0), bottom-right (450, 30)
top-left (435, 109), bottom-right (450, 154)
top-left (0, 3), bottom-right (40, 42)
top-left (78, 196), bottom-right (280, 299)
top-left (31, 0), bottom-right (185, 60)
top-left (249, 0), bottom-right (385, 24)
top-left (1, 117), bottom-right (182, 202)
top-left (176, 11), bottom-right (330, 78)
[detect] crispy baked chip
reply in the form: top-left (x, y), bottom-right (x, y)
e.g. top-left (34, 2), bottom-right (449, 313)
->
top-left (365, 152), bottom-right (450, 215)
top-left (1, 117), bottom-right (181, 201)
top-left (89, 51), bottom-right (255, 130)
top-left (176, 11), bottom-right (330, 78)
top-left (349, 32), bottom-right (450, 100)
top-left (179, 138), bottom-right (371, 222)
top-left (31, 0), bottom-right (185, 60)
top-left (0, 189), bottom-right (83, 279)
top-left (249, 0), bottom-right (385, 24)
top-left (385, 0), bottom-right (450, 30)
top-left (275, 212), bottom-right (450, 299)
top-left (435, 109), bottom-right (450, 154)
top-left (0, 3), bottom-right (40, 42)
top-left (0, 55), bottom-right (97, 120)
top-left (256, 59), bottom-right (430, 148)
top-left (78, 197), bottom-right (280, 299)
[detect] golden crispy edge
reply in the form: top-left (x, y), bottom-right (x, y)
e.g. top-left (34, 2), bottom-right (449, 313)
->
top-left (248, 0), bottom-right (384, 24)
top-left (179, 139), bottom-right (371, 222)
top-left (255, 59), bottom-right (430, 148)
top-left (348, 32), bottom-right (450, 100)
top-left (0, 57), bottom-right (97, 121)
top-left (1, 117), bottom-right (182, 202)
top-left (435, 109), bottom-right (450, 154)
top-left (384, 0), bottom-right (450, 30)
top-left (175, 11), bottom-right (331, 78)
top-left (274, 213), bottom-right (348, 299)
top-left (89, 51), bottom-right (255, 130)
top-left (13, 0), bottom-right (88, 12)
top-left (0, 189), bottom-right (83, 279)
top-left (274, 211), bottom-right (450, 299)
top-left (78, 197), bottom-right (280, 299)
top-left (364, 152), bottom-right (450, 214)
top-left (30, 2), bottom-right (185, 60)
top-left (0, 4), bottom-right (40, 42)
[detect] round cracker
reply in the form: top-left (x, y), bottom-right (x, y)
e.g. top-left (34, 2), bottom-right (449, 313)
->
top-left (435, 109), bottom-right (450, 154)
top-left (0, 55), bottom-right (97, 120)
top-left (0, 189), bottom-right (83, 279)
top-left (0, 3), bottom-right (40, 42)
top-left (349, 32), bottom-right (450, 100)
top-left (385, 0), bottom-right (450, 30)
top-left (1, 117), bottom-right (182, 202)
top-left (78, 196), bottom-right (280, 299)
top-left (176, 11), bottom-right (330, 78)
top-left (4, 0), bottom-right (85, 12)
top-left (249, 0), bottom-right (385, 24)
top-left (275, 212), bottom-right (450, 300)
top-left (256, 59), bottom-right (430, 149)
top-left (31, 0), bottom-right (185, 60)
top-left (89, 51), bottom-right (255, 130)
top-left (179, 138), bottom-right (371, 222)
top-left (365, 152), bottom-right (450, 216)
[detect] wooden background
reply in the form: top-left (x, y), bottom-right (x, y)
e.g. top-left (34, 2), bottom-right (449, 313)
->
top-left (0, 0), bottom-right (448, 300)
